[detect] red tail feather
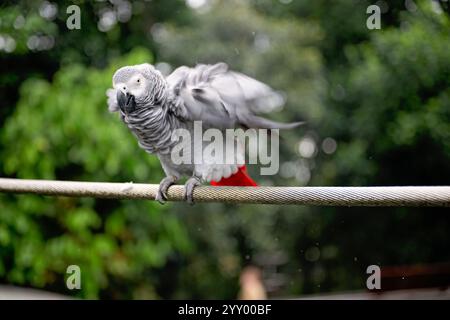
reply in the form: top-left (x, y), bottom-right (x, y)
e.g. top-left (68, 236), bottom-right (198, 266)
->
top-left (210, 165), bottom-right (258, 187)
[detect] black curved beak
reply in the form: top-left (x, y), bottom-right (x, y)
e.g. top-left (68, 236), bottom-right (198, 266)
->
top-left (117, 90), bottom-right (136, 113)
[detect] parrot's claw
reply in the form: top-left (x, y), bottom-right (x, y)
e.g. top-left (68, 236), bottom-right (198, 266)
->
top-left (156, 176), bottom-right (178, 205)
top-left (184, 176), bottom-right (201, 205)
top-left (155, 192), bottom-right (166, 205)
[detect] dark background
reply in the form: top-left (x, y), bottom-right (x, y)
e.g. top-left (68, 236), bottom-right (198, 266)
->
top-left (0, 0), bottom-right (449, 299)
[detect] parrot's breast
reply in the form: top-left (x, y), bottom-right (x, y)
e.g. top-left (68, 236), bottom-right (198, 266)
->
top-left (122, 104), bottom-right (181, 154)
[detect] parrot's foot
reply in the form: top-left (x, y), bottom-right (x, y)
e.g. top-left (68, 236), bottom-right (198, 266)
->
top-left (156, 176), bottom-right (178, 204)
top-left (184, 176), bottom-right (201, 205)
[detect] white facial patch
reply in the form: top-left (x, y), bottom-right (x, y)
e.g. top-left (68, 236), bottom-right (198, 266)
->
top-left (126, 74), bottom-right (147, 99)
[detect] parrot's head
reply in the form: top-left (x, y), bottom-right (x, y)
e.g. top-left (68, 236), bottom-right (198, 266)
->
top-left (112, 63), bottom-right (166, 113)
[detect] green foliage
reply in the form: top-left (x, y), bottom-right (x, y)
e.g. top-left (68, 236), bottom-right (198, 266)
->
top-left (0, 0), bottom-right (192, 125)
top-left (0, 48), bottom-right (192, 298)
top-left (292, 0), bottom-right (450, 295)
top-left (323, 0), bottom-right (450, 185)
top-left (0, 0), bottom-right (449, 299)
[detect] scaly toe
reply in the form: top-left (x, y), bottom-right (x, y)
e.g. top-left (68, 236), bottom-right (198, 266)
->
top-left (155, 191), bottom-right (167, 205)
top-left (186, 190), bottom-right (195, 205)
top-left (184, 177), bottom-right (201, 205)
top-left (156, 176), bottom-right (177, 205)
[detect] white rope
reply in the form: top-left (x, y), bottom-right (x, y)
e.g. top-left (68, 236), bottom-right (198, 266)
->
top-left (0, 178), bottom-right (449, 207)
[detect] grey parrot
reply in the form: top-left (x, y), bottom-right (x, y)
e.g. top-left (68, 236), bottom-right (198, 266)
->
top-left (107, 62), bottom-right (301, 204)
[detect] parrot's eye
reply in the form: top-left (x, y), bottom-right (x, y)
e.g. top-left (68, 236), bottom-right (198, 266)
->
top-left (137, 79), bottom-right (140, 83)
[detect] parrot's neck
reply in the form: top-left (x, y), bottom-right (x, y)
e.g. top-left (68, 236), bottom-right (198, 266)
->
top-left (122, 99), bottom-right (182, 155)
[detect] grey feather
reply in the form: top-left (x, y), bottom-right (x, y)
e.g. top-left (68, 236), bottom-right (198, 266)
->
top-left (107, 62), bottom-right (302, 189)
top-left (167, 62), bottom-right (301, 130)
top-left (106, 88), bottom-right (119, 112)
